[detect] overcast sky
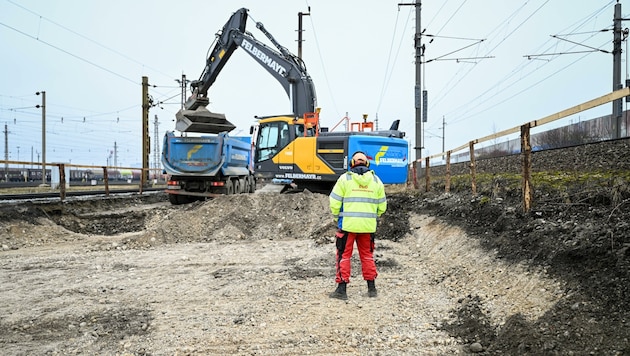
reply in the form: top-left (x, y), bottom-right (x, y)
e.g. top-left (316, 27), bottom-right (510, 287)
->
top-left (0, 0), bottom-right (626, 167)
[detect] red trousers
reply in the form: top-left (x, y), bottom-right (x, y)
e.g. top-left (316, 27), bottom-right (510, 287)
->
top-left (334, 231), bottom-right (377, 283)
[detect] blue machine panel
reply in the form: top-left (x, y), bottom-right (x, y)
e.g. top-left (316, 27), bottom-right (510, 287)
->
top-left (348, 135), bottom-right (408, 184)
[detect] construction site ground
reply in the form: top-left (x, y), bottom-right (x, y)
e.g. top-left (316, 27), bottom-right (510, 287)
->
top-left (0, 183), bottom-right (628, 355)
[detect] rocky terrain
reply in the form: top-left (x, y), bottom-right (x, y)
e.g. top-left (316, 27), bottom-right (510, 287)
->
top-left (0, 179), bottom-right (628, 355)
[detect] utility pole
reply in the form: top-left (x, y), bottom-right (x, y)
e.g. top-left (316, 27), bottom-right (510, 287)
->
top-left (36, 91), bottom-right (46, 185)
top-left (175, 74), bottom-right (189, 110)
top-left (399, 0), bottom-right (422, 161)
top-left (612, 1), bottom-right (623, 138)
top-left (142, 76), bottom-right (150, 186)
top-left (3, 124), bottom-right (8, 179)
top-left (114, 141), bottom-right (118, 167)
top-left (153, 114), bottom-right (159, 180)
top-left (441, 115), bottom-right (446, 157)
top-left (297, 8), bottom-right (311, 59)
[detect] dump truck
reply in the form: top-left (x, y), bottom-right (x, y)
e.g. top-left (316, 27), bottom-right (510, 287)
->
top-left (161, 130), bottom-right (255, 205)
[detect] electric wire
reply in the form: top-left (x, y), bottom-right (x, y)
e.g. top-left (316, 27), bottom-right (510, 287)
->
top-left (0, 21), bottom-right (138, 85)
top-left (429, 0), bottom-right (547, 117)
top-left (431, 0), bottom-right (468, 37)
top-left (375, 6), bottom-right (413, 115)
top-left (426, 1), bottom-right (530, 110)
top-left (441, 1), bottom-right (614, 128)
top-left (450, 39), bottom-right (609, 127)
top-left (424, 0), bottom-right (451, 30)
top-left (0, 1), bottom-right (182, 128)
top-left (424, 0), bottom-right (613, 141)
top-left (304, 0), bottom-right (340, 119)
top-left (6, 0), bottom-right (176, 82)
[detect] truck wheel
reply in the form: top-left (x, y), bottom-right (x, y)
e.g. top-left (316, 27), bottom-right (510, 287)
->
top-left (226, 180), bottom-right (234, 195)
top-left (238, 178), bottom-right (245, 194)
top-left (248, 176), bottom-right (256, 193)
top-left (168, 194), bottom-right (180, 205)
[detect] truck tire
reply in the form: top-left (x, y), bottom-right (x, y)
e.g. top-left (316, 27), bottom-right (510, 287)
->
top-left (248, 176), bottom-right (256, 193)
top-left (168, 194), bottom-right (181, 205)
top-left (238, 178), bottom-right (245, 194)
top-left (226, 180), bottom-right (234, 195)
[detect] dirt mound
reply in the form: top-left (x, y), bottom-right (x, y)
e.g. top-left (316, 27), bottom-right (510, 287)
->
top-left (131, 191), bottom-right (335, 248)
top-left (1, 186), bottom-right (629, 354)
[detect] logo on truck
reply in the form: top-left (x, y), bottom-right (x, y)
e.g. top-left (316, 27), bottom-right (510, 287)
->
top-left (241, 39), bottom-right (287, 76)
top-left (187, 145), bottom-right (203, 159)
top-left (374, 146), bottom-right (407, 166)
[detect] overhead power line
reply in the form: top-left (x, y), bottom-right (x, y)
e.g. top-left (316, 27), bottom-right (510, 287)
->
top-left (6, 0), bottom-right (175, 81)
top-left (0, 21), bottom-right (138, 85)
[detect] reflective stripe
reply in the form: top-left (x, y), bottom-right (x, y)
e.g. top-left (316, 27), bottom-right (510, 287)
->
top-left (342, 197), bottom-right (383, 204)
top-left (330, 191), bottom-right (343, 201)
top-left (339, 211), bottom-right (378, 218)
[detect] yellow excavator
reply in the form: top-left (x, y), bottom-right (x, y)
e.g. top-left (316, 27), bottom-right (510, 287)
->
top-left (176, 7), bottom-right (408, 194)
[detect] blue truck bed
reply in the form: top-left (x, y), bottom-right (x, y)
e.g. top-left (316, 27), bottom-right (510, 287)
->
top-left (162, 131), bottom-right (252, 177)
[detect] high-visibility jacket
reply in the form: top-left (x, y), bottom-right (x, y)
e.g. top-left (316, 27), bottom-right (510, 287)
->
top-left (329, 170), bottom-right (387, 233)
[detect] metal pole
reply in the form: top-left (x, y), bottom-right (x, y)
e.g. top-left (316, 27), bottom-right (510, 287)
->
top-left (442, 115), bottom-right (445, 161)
top-left (398, 1), bottom-right (422, 160)
top-left (415, 0), bottom-right (422, 161)
top-left (612, 1), bottom-right (622, 138)
top-left (36, 91), bottom-right (46, 185)
top-left (298, 9), bottom-right (311, 59)
top-left (142, 76), bottom-right (149, 187)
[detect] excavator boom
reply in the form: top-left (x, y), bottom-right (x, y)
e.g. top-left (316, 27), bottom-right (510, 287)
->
top-left (177, 7), bottom-right (316, 133)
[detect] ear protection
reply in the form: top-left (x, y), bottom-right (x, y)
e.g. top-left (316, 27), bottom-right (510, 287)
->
top-left (350, 151), bottom-right (370, 168)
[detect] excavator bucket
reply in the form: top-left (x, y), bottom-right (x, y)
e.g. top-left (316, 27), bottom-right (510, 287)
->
top-left (175, 107), bottom-right (236, 133)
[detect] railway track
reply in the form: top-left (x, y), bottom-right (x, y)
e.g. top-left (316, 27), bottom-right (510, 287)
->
top-left (0, 187), bottom-right (166, 201)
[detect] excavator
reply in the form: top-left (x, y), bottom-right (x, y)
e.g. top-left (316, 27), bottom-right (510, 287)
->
top-left (177, 7), bottom-right (408, 193)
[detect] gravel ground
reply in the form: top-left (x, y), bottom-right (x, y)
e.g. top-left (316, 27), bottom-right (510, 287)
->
top-left (0, 185), bottom-right (628, 355)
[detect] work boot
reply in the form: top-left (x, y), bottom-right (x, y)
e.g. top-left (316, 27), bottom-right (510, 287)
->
top-left (329, 282), bottom-right (348, 300)
top-left (367, 280), bottom-right (377, 298)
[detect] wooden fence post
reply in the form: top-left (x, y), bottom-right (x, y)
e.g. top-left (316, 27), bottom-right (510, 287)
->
top-left (445, 151), bottom-right (451, 193)
top-left (102, 167), bottom-right (110, 197)
top-left (425, 157), bottom-right (430, 192)
top-left (469, 141), bottom-right (477, 196)
top-left (58, 164), bottom-right (66, 201)
top-left (139, 169), bottom-right (145, 194)
top-left (412, 160), bottom-right (418, 189)
top-left (521, 123), bottom-right (533, 212)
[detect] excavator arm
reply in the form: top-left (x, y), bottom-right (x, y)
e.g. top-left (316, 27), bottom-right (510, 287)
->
top-left (231, 29), bottom-right (316, 118)
top-left (178, 8), bottom-right (317, 133)
top-left (185, 8), bottom-right (247, 111)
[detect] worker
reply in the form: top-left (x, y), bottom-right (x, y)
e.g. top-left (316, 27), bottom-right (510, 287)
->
top-left (328, 151), bottom-right (387, 300)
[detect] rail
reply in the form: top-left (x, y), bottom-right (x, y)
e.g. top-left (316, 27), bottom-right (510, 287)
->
top-left (0, 162), bottom-right (166, 201)
top-left (414, 87), bottom-right (630, 212)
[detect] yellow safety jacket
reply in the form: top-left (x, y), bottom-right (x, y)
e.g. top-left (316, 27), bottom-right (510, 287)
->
top-left (329, 170), bottom-right (387, 233)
